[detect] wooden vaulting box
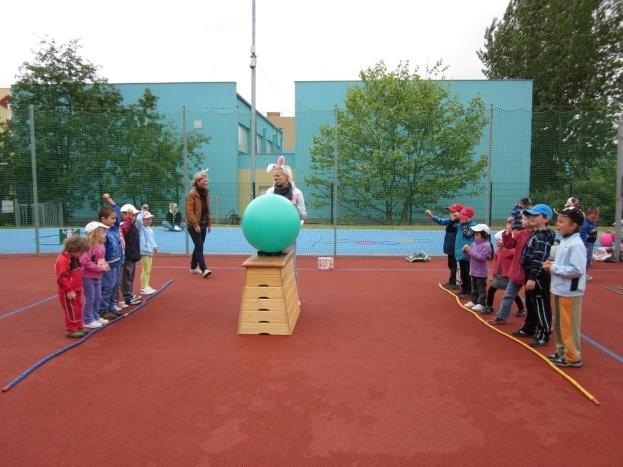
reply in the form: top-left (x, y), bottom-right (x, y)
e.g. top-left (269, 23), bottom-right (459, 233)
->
top-left (238, 250), bottom-right (301, 335)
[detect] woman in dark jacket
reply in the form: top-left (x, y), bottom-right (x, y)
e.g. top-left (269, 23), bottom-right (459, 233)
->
top-left (185, 170), bottom-right (212, 277)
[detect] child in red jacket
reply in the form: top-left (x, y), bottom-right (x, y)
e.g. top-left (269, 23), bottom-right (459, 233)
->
top-left (55, 235), bottom-right (89, 338)
top-left (485, 219), bottom-right (525, 315)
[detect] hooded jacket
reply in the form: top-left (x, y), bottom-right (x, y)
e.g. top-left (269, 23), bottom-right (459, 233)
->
top-left (550, 232), bottom-right (587, 297)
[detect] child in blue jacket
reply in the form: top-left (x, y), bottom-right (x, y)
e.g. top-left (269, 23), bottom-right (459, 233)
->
top-left (98, 193), bottom-right (124, 321)
top-left (425, 203), bottom-right (462, 288)
top-left (455, 206), bottom-right (476, 298)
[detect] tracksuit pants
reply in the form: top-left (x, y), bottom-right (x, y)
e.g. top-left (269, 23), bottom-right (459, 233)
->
top-left (553, 295), bottom-right (583, 363)
top-left (522, 271), bottom-right (551, 342)
top-left (58, 289), bottom-right (83, 332)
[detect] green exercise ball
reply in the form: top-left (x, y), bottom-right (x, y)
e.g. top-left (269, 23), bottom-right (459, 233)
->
top-left (241, 194), bottom-right (301, 253)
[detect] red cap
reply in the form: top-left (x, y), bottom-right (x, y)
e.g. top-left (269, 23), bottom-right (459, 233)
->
top-left (459, 207), bottom-right (474, 219)
top-left (446, 203), bottom-right (464, 213)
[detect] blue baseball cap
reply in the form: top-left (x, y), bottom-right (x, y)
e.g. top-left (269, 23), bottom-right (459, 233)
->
top-left (523, 203), bottom-right (553, 218)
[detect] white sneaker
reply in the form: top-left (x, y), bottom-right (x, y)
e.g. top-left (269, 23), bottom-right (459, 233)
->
top-left (472, 304), bottom-right (486, 313)
top-left (202, 269), bottom-right (212, 278)
top-left (84, 321), bottom-right (103, 329)
top-left (464, 301), bottom-right (476, 309)
top-left (190, 267), bottom-right (202, 274)
top-left (113, 305), bottom-right (123, 312)
top-left (118, 302), bottom-right (129, 309)
top-left (141, 287), bottom-right (156, 295)
top-left (174, 226), bottom-right (181, 231)
top-left (97, 317), bottom-right (110, 325)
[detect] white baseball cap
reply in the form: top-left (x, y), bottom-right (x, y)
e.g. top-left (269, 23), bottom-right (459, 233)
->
top-left (142, 211), bottom-right (154, 219)
top-left (85, 221), bottom-right (110, 233)
top-left (120, 203), bottom-right (139, 213)
top-left (472, 223), bottom-right (491, 234)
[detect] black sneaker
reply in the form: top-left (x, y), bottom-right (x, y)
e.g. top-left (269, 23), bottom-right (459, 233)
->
top-left (516, 309), bottom-right (526, 318)
top-left (529, 338), bottom-right (549, 347)
top-left (546, 352), bottom-right (562, 360)
top-left (551, 356), bottom-right (583, 368)
top-left (511, 329), bottom-right (534, 338)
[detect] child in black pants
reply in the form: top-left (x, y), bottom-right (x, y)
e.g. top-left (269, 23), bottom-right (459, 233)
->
top-left (514, 204), bottom-right (555, 347)
top-left (425, 203), bottom-right (462, 289)
top-left (120, 204), bottom-right (141, 307)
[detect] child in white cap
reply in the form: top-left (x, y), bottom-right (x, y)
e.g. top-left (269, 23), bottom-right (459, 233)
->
top-left (462, 224), bottom-right (493, 313)
top-left (136, 207), bottom-right (159, 294)
top-left (81, 221), bottom-right (111, 329)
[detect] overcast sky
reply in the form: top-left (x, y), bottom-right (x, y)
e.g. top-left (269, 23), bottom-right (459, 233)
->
top-left (2, 0), bottom-right (509, 115)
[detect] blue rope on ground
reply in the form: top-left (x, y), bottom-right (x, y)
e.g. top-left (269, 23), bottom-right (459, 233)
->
top-left (2, 279), bottom-right (174, 393)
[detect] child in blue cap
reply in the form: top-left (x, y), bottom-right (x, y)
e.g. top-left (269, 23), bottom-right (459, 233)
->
top-left (513, 204), bottom-right (556, 347)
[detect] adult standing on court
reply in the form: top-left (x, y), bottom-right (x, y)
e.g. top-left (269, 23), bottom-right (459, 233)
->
top-left (185, 170), bottom-right (212, 278)
top-left (266, 155), bottom-right (306, 224)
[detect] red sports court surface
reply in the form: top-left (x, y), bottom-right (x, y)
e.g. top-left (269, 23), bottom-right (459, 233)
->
top-left (1, 255), bottom-right (622, 466)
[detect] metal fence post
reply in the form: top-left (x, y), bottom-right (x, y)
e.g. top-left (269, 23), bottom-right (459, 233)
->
top-left (614, 118), bottom-right (623, 262)
top-left (486, 104), bottom-right (493, 226)
top-left (182, 106), bottom-right (190, 256)
top-left (333, 106), bottom-right (339, 259)
top-left (29, 105), bottom-right (40, 254)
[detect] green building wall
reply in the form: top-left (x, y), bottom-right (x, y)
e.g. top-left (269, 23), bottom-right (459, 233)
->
top-left (293, 79), bottom-right (533, 223)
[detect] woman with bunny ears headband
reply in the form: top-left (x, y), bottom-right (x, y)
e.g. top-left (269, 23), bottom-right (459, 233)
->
top-left (265, 156), bottom-right (306, 285)
top-left (265, 155), bottom-right (307, 222)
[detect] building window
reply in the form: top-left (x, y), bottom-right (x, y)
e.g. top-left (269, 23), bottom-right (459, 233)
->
top-left (266, 140), bottom-right (273, 153)
top-left (193, 119), bottom-right (202, 129)
top-left (256, 134), bottom-right (262, 153)
top-left (238, 125), bottom-right (249, 153)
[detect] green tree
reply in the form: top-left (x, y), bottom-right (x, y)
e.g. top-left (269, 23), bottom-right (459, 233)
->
top-left (306, 61), bottom-right (488, 223)
top-left (3, 38), bottom-right (208, 222)
top-left (477, 0), bottom-right (622, 219)
top-left (6, 38), bottom-right (124, 218)
top-left (107, 88), bottom-right (209, 211)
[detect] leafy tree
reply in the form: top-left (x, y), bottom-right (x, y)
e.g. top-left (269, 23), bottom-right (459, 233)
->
top-left (305, 61), bottom-right (488, 223)
top-left (5, 38), bottom-right (124, 218)
top-left (106, 88), bottom-right (209, 211)
top-left (477, 0), bottom-right (622, 220)
top-left (2, 38), bottom-right (208, 222)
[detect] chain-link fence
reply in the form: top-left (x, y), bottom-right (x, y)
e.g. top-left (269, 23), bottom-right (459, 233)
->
top-left (0, 106), bottom-right (621, 259)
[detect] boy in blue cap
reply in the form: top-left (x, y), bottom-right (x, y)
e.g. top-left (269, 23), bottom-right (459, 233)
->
top-left (513, 203), bottom-right (556, 347)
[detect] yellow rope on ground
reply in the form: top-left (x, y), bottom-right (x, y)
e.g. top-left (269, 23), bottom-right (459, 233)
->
top-left (438, 283), bottom-right (600, 406)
